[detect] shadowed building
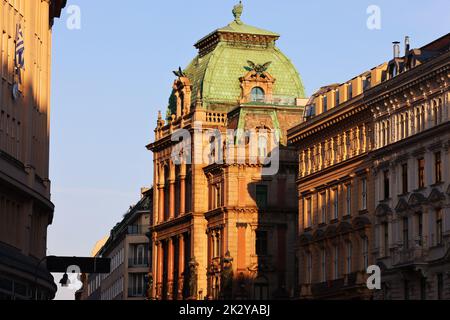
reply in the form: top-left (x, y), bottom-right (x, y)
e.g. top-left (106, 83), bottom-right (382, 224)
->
top-left (368, 34), bottom-right (450, 300)
top-left (147, 3), bottom-right (307, 300)
top-left (288, 33), bottom-right (450, 300)
top-left (0, 0), bottom-right (66, 300)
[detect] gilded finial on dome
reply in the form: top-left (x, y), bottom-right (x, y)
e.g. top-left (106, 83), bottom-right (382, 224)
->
top-left (232, 1), bottom-right (243, 24)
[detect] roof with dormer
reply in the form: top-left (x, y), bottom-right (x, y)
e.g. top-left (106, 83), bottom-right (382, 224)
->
top-left (167, 2), bottom-right (305, 114)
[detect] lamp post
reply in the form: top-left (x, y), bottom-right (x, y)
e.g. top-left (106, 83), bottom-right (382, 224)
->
top-left (33, 256), bottom-right (54, 300)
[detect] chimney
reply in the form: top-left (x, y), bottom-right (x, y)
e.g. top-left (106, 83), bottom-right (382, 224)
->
top-left (393, 41), bottom-right (400, 59)
top-left (405, 36), bottom-right (410, 55)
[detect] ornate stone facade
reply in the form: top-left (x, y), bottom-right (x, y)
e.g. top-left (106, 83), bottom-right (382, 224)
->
top-left (288, 65), bottom-right (385, 300)
top-left (147, 4), bottom-right (307, 300)
top-left (368, 35), bottom-right (450, 300)
top-left (289, 34), bottom-right (450, 300)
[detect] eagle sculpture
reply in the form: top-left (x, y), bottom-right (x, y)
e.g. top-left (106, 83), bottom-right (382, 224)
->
top-left (245, 61), bottom-right (272, 75)
top-left (173, 67), bottom-right (186, 78)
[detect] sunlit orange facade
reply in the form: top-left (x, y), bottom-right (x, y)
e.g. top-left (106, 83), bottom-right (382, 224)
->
top-left (0, 0), bottom-right (65, 300)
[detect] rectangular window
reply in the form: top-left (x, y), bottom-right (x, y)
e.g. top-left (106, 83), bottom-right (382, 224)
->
top-left (420, 277), bottom-right (427, 300)
top-left (346, 242), bottom-right (352, 274)
top-left (363, 76), bottom-right (371, 91)
top-left (322, 96), bottom-right (328, 113)
top-left (320, 192), bottom-right (327, 224)
top-left (345, 185), bottom-right (351, 216)
top-left (437, 273), bottom-right (444, 300)
top-left (436, 209), bottom-right (443, 246)
top-left (361, 178), bottom-right (367, 210)
top-left (347, 83), bottom-right (353, 100)
top-left (256, 185), bottom-right (268, 208)
top-left (435, 152), bottom-right (442, 183)
top-left (402, 163), bottom-right (408, 194)
top-left (383, 222), bottom-right (389, 257)
top-left (305, 197), bottom-right (312, 228)
top-left (333, 246), bottom-right (339, 280)
top-left (321, 249), bottom-right (327, 282)
top-left (404, 280), bottom-right (410, 300)
top-left (255, 231), bottom-right (268, 256)
top-left (384, 170), bottom-right (390, 200)
top-left (362, 238), bottom-right (369, 270)
top-left (307, 252), bottom-right (312, 284)
top-left (403, 217), bottom-right (409, 249)
top-left (418, 158), bottom-right (425, 189)
top-left (417, 213), bottom-right (423, 246)
top-left (332, 188), bottom-right (339, 220)
top-left (335, 90), bottom-right (340, 106)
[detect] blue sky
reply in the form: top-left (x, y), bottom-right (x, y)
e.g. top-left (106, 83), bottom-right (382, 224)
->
top-left (49, 0), bottom-right (450, 298)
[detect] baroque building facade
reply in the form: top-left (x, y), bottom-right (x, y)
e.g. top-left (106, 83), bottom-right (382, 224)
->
top-left (289, 33), bottom-right (450, 300)
top-left (148, 3), bottom-right (307, 300)
top-left (368, 34), bottom-right (450, 300)
top-left (287, 64), bottom-right (386, 299)
top-left (0, 0), bottom-right (66, 300)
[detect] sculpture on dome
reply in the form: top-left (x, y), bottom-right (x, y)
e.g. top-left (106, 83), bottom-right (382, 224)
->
top-left (245, 61), bottom-right (272, 75)
top-left (233, 1), bottom-right (244, 24)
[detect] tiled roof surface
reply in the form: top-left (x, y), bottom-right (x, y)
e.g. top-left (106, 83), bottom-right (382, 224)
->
top-left (168, 39), bottom-right (305, 112)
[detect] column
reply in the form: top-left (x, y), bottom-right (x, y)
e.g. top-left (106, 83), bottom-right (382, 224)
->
top-left (356, 126), bottom-right (361, 154)
top-left (158, 165), bottom-right (165, 223)
top-left (156, 241), bottom-right (164, 300)
top-left (307, 148), bottom-right (312, 174)
top-left (169, 163), bottom-right (176, 220)
top-left (177, 234), bottom-right (185, 300)
top-left (167, 238), bottom-right (175, 300)
top-left (362, 125), bottom-right (367, 152)
top-left (331, 137), bottom-right (335, 164)
top-left (179, 164), bottom-right (186, 216)
top-left (343, 131), bottom-right (348, 160)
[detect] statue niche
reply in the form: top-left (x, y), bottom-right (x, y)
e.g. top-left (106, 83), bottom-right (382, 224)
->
top-left (240, 61), bottom-right (275, 104)
top-left (220, 251), bottom-right (234, 300)
top-left (187, 257), bottom-right (199, 300)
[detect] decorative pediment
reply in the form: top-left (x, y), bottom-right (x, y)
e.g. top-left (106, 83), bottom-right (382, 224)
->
top-left (312, 229), bottom-right (325, 242)
top-left (299, 233), bottom-right (313, 246)
top-left (408, 192), bottom-right (427, 207)
top-left (324, 225), bottom-right (337, 238)
top-left (336, 222), bottom-right (353, 235)
top-left (395, 198), bottom-right (410, 213)
top-left (375, 204), bottom-right (393, 217)
top-left (376, 261), bottom-right (388, 272)
top-left (428, 188), bottom-right (446, 203)
top-left (352, 216), bottom-right (371, 230)
top-left (239, 62), bottom-right (276, 104)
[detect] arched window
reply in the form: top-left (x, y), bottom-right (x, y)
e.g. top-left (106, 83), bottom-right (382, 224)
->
top-left (251, 87), bottom-right (265, 103)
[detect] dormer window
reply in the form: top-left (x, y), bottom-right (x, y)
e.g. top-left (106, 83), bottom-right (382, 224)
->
top-left (335, 90), bottom-right (340, 107)
top-left (251, 87), bottom-right (265, 103)
top-left (322, 96), bottom-right (328, 112)
top-left (363, 76), bottom-right (371, 91)
top-left (305, 104), bottom-right (316, 119)
top-left (392, 65), bottom-right (398, 78)
top-left (347, 83), bottom-right (353, 99)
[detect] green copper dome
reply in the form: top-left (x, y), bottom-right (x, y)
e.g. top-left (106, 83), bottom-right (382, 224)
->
top-left (168, 3), bottom-right (305, 114)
